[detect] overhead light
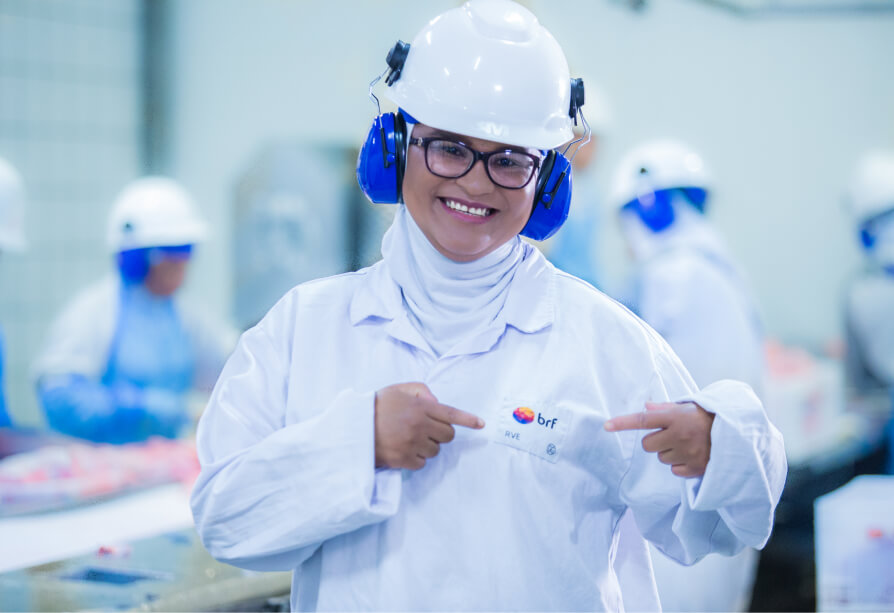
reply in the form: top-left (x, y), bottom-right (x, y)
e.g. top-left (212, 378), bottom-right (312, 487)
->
top-left (608, 0), bottom-right (650, 12)
top-left (693, 0), bottom-right (894, 14)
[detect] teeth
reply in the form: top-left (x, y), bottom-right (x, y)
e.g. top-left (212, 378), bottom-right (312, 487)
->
top-left (445, 200), bottom-right (491, 217)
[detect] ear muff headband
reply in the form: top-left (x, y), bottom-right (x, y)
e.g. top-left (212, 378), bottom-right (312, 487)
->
top-left (356, 111), bottom-right (408, 204)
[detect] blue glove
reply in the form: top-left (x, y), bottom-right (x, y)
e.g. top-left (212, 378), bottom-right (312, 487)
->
top-left (39, 375), bottom-right (188, 444)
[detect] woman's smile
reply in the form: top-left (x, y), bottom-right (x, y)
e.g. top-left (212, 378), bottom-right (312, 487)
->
top-left (440, 197), bottom-right (496, 222)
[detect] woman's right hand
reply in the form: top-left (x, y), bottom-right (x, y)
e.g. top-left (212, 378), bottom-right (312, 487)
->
top-left (374, 382), bottom-right (484, 470)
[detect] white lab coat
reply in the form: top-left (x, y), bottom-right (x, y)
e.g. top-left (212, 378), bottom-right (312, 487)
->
top-left (191, 243), bottom-right (786, 612)
top-left (845, 271), bottom-right (894, 394)
top-left (33, 276), bottom-right (239, 395)
top-left (622, 205), bottom-right (768, 612)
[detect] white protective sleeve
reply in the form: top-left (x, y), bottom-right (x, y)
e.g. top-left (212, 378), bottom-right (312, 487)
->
top-left (190, 308), bottom-right (402, 572)
top-left (620, 367), bottom-right (787, 565)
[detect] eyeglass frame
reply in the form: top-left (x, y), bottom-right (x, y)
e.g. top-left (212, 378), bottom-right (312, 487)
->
top-left (408, 136), bottom-right (543, 190)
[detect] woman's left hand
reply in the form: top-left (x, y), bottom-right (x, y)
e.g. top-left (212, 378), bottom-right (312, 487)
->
top-left (604, 401), bottom-right (715, 478)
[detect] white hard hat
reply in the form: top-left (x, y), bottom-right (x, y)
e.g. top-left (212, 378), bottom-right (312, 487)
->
top-left (0, 157), bottom-right (27, 252)
top-left (847, 150), bottom-right (894, 225)
top-left (106, 177), bottom-right (208, 252)
top-left (609, 139), bottom-right (711, 211)
top-left (386, 0), bottom-right (575, 150)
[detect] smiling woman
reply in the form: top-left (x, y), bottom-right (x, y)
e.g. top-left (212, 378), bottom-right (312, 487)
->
top-left (189, 1), bottom-right (786, 611)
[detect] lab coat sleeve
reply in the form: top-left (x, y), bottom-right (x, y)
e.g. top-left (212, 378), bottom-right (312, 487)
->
top-left (190, 293), bottom-right (402, 572)
top-left (679, 379), bottom-right (787, 546)
top-left (619, 352), bottom-right (786, 566)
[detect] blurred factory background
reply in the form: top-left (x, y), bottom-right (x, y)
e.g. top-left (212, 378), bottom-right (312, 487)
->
top-left (0, 0), bottom-right (893, 610)
top-left (0, 0), bottom-right (891, 426)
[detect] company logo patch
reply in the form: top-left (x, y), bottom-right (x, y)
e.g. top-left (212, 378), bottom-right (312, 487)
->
top-left (495, 400), bottom-right (568, 463)
top-left (512, 406), bottom-right (535, 424)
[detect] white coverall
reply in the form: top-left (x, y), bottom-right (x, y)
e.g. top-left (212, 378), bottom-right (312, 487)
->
top-left (33, 276), bottom-right (238, 441)
top-left (191, 208), bottom-right (786, 612)
top-left (845, 272), bottom-right (894, 394)
top-left (621, 204), bottom-right (768, 612)
top-left (845, 270), bottom-right (894, 475)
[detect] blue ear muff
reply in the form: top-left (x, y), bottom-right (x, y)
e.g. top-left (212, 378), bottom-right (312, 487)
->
top-left (356, 111), bottom-right (407, 204)
top-left (521, 151), bottom-right (573, 241)
top-left (117, 248), bottom-right (151, 283)
top-left (860, 226), bottom-right (876, 250)
top-left (623, 188), bottom-right (675, 233)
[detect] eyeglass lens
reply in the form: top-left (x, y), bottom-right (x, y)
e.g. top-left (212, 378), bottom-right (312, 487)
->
top-left (425, 139), bottom-right (537, 189)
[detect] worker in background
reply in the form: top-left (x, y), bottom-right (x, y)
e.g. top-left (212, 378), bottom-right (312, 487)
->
top-left (0, 157), bottom-right (27, 428)
top-left (844, 150), bottom-right (894, 474)
top-left (33, 177), bottom-right (238, 444)
top-left (609, 140), bottom-right (767, 612)
top-left (543, 83), bottom-right (612, 289)
top-left (190, 2), bottom-right (785, 610)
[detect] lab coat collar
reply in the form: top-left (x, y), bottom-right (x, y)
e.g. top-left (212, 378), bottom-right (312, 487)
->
top-left (349, 246), bottom-right (555, 357)
top-left (499, 244), bottom-right (556, 335)
top-left (345, 262), bottom-right (430, 354)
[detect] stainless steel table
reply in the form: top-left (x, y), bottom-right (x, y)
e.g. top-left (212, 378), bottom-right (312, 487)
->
top-left (0, 528), bottom-right (291, 612)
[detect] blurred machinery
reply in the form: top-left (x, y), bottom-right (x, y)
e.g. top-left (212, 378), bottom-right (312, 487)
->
top-left (232, 143), bottom-right (388, 330)
top-left (750, 343), bottom-right (890, 611)
top-left (815, 475), bottom-right (894, 611)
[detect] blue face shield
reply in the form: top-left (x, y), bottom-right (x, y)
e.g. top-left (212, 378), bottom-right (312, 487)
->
top-left (621, 188), bottom-right (709, 234)
top-left (622, 189), bottom-right (676, 233)
top-left (117, 245), bottom-right (194, 283)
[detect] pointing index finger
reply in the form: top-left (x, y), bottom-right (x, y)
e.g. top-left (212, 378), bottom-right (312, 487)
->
top-left (604, 409), bottom-right (671, 432)
top-left (427, 403), bottom-right (485, 429)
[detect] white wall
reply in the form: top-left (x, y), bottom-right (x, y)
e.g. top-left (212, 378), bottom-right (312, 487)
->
top-left (168, 0), bottom-right (894, 348)
top-left (0, 0), bottom-right (142, 426)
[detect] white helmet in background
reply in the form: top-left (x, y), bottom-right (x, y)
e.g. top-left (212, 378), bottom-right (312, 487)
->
top-left (609, 140), bottom-right (712, 212)
top-left (848, 151), bottom-right (894, 268)
top-left (0, 157), bottom-right (27, 252)
top-left (107, 177), bottom-right (208, 253)
top-left (386, 0), bottom-right (574, 149)
top-left (848, 150), bottom-right (894, 227)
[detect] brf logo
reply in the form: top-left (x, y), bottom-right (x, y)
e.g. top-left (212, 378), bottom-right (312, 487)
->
top-left (512, 407), bottom-right (534, 424)
top-left (512, 406), bottom-right (558, 429)
top-left (537, 413), bottom-right (558, 429)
